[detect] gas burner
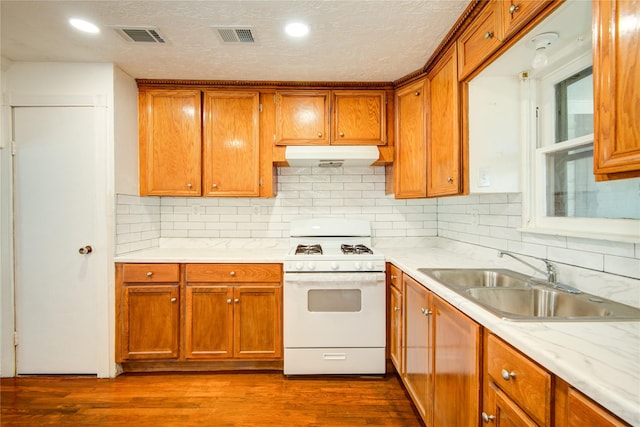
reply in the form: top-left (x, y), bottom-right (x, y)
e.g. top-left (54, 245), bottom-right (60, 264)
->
top-left (341, 244), bottom-right (373, 255)
top-left (295, 244), bottom-right (323, 255)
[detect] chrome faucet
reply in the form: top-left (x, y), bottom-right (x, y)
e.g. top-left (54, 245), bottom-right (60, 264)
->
top-left (497, 250), bottom-right (582, 294)
top-left (497, 250), bottom-right (557, 282)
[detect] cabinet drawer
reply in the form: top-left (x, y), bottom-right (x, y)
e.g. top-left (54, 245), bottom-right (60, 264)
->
top-left (186, 263), bottom-right (282, 283)
top-left (487, 334), bottom-right (552, 426)
top-left (388, 264), bottom-right (402, 289)
top-left (122, 263), bottom-right (180, 283)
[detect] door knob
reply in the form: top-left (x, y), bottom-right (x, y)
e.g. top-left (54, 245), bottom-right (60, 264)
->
top-left (78, 245), bottom-right (92, 255)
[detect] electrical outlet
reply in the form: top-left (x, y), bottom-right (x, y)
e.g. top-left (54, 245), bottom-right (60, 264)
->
top-left (192, 205), bottom-right (201, 215)
top-left (251, 204), bottom-right (261, 215)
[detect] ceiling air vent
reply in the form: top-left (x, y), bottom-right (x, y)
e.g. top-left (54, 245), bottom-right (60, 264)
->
top-left (212, 26), bottom-right (255, 43)
top-left (112, 26), bottom-right (167, 43)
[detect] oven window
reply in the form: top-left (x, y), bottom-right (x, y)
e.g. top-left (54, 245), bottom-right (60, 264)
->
top-left (307, 289), bottom-right (362, 312)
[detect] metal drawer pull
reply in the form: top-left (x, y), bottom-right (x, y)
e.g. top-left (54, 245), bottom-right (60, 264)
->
top-left (394, 306), bottom-right (401, 312)
top-left (230, 271), bottom-right (236, 276)
top-left (226, 298), bottom-right (232, 304)
top-left (509, 4), bottom-right (520, 14)
top-left (146, 271), bottom-right (153, 277)
top-left (234, 298), bottom-right (239, 303)
top-left (501, 368), bottom-right (516, 380)
top-left (482, 412), bottom-right (495, 423)
top-left (170, 298), bottom-right (176, 302)
top-left (420, 307), bottom-right (432, 316)
top-left (484, 31), bottom-right (494, 39)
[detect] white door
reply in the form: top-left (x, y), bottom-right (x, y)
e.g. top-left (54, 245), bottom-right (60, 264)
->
top-left (13, 106), bottom-right (100, 374)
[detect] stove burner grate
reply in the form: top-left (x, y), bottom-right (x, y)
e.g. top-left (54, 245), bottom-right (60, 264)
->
top-left (341, 244), bottom-right (373, 255)
top-left (295, 244), bottom-right (323, 255)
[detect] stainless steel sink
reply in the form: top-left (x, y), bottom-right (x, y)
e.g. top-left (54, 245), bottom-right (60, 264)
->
top-left (418, 268), bottom-right (533, 289)
top-left (418, 268), bottom-right (640, 322)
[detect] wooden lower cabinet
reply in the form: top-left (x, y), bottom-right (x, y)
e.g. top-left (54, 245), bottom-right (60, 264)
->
top-left (116, 263), bottom-right (283, 368)
top-left (555, 378), bottom-right (630, 427)
top-left (388, 265), bottom-right (403, 373)
top-left (402, 273), bottom-right (481, 426)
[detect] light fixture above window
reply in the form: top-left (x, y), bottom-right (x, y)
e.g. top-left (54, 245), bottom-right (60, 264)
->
top-left (285, 22), bottom-right (309, 37)
top-left (530, 32), bottom-right (558, 69)
top-left (69, 18), bottom-right (100, 34)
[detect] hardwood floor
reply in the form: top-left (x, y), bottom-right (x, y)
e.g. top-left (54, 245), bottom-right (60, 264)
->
top-left (1, 371), bottom-right (424, 426)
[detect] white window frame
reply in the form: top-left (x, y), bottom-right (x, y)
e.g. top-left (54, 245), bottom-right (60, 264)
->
top-left (522, 53), bottom-right (640, 242)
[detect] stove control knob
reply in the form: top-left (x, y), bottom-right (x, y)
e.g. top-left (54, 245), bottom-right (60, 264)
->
top-left (331, 262), bottom-right (339, 271)
top-left (295, 262), bottom-right (304, 271)
top-left (308, 262), bottom-right (316, 271)
top-left (354, 262), bottom-right (362, 271)
top-left (366, 261), bottom-right (375, 270)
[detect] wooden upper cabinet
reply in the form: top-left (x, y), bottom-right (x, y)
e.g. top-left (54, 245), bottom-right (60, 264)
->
top-left (332, 90), bottom-right (386, 145)
top-left (457, 1), bottom-right (502, 80)
top-left (139, 90), bottom-right (202, 196)
top-left (498, 0), bottom-right (553, 40)
top-left (275, 90), bottom-right (330, 145)
top-left (427, 44), bottom-right (463, 197)
top-left (393, 79), bottom-right (428, 198)
top-left (593, 0), bottom-right (640, 180)
top-left (202, 91), bottom-right (260, 196)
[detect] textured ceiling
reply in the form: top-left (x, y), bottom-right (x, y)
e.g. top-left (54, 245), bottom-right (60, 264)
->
top-left (0, 1), bottom-right (469, 82)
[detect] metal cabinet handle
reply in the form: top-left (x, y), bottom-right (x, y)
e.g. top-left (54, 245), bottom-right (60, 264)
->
top-left (187, 183), bottom-right (192, 188)
top-left (393, 306), bottom-right (401, 312)
top-left (79, 245), bottom-right (92, 255)
top-left (226, 298), bottom-right (232, 304)
top-left (317, 132), bottom-right (323, 138)
top-left (447, 177), bottom-right (454, 183)
top-left (484, 31), bottom-right (494, 39)
top-left (482, 412), bottom-right (495, 423)
top-left (509, 4), bottom-right (520, 14)
top-left (234, 298), bottom-right (240, 303)
top-left (420, 307), bottom-right (432, 316)
top-left (230, 271), bottom-right (236, 277)
top-left (501, 368), bottom-right (516, 381)
top-left (339, 131), bottom-right (345, 137)
top-left (390, 274), bottom-right (397, 280)
top-left (414, 91), bottom-right (420, 96)
top-left (212, 183), bottom-right (218, 188)
top-left (170, 297), bottom-right (177, 303)
top-left (146, 271), bottom-right (153, 277)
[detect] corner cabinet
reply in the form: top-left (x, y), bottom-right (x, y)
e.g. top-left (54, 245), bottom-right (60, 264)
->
top-left (202, 91), bottom-right (260, 196)
top-left (426, 44), bottom-right (463, 197)
top-left (139, 90), bottom-right (202, 196)
top-left (392, 79), bottom-right (428, 198)
top-left (593, 0), bottom-right (640, 180)
top-left (275, 89), bottom-right (387, 145)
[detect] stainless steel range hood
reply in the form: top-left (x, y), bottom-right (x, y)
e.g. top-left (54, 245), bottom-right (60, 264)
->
top-left (285, 145), bottom-right (379, 167)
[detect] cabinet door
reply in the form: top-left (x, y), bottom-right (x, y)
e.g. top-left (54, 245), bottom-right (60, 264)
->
top-left (389, 283), bottom-right (403, 373)
top-left (485, 382), bottom-right (539, 427)
top-left (332, 91), bottom-right (386, 145)
top-left (427, 44), bottom-right (462, 197)
top-left (121, 285), bottom-right (180, 360)
top-left (139, 90), bottom-right (201, 196)
top-left (498, 0), bottom-right (553, 40)
top-left (457, 2), bottom-right (502, 80)
top-left (275, 91), bottom-right (330, 145)
top-left (593, 0), bottom-right (640, 179)
top-left (202, 91), bottom-right (260, 196)
top-left (432, 294), bottom-right (481, 426)
top-left (184, 286), bottom-right (234, 359)
top-left (394, 79), bottom-right (428, 198)
top-left (233, 286), bottom-right (282, 359)
top-left (403, 274), bottom-right (432, 424)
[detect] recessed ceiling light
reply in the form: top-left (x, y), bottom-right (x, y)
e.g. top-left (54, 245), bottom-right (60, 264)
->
top-left (69, 18), bottom-right (100, 34)
top-left (285, 22), bottom-right (309, 37)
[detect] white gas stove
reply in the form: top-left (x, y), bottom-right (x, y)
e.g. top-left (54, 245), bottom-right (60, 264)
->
top-left (283, 218), bottom-right (386, 375)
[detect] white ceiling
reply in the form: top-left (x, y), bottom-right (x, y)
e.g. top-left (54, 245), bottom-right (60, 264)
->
top-left (0, 1), bottom-right (470, 82)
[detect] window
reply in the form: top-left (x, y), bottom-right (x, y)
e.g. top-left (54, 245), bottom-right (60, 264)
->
top-left (526, 54), bottom-right (640, 240)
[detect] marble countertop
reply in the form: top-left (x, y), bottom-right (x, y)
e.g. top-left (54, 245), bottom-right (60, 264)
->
top-left (115, 240), bottom-right (640, 425)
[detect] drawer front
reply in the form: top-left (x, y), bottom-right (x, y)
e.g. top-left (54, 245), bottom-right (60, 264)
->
top-left (388, 264), bottom-right (402, 289)
top-left (122, 263), bottom-right (180, 283)
top-left (186, 263), bottom-right (282, 283)
top-left (487, 334), bottom-right (552, 426)
top-left (457, 3), bottom-right (502, 80)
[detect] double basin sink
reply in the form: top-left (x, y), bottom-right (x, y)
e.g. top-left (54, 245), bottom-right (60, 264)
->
top-left (418, 268), bottom-right (640, 321)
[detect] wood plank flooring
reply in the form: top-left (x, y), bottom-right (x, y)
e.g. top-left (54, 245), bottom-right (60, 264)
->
top-left (1, 371), bottom-right (424, 426)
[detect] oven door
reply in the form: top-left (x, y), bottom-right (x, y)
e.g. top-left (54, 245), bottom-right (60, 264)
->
top-left (283, 272), bottom-right (386, 348)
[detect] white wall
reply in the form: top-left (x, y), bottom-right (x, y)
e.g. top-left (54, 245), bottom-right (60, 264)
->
top-left (1, 62), bottom-right (136, 378)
